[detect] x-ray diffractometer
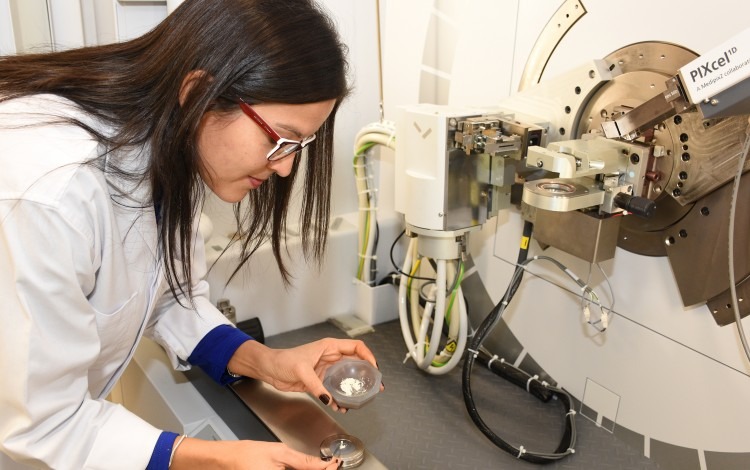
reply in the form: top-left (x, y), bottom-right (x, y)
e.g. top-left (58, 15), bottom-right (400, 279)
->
top-left (381, 0), bottom-right (750, 468)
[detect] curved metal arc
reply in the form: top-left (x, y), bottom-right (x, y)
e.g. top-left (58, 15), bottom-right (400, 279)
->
top-left (517, 0), bottom-right (588, 92)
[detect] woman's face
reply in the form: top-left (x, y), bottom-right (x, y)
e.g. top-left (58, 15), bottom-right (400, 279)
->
top-left (196, 99), bottom-right (336, 203)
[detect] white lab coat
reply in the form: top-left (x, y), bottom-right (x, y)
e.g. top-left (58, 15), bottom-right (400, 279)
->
top-left (0, 95), bottom-right (233, 469)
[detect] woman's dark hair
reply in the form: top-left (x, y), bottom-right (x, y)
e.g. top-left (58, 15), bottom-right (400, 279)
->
top-left (0, 0), bottom-right (350, 302)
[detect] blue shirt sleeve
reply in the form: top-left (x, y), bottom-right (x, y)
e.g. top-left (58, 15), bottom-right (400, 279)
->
top-left (188, 324), bottom-right (253, 385)
top-left (146, 327), bottom-right (250, 469)
top-left (146, 431), bottom-right (179, 470)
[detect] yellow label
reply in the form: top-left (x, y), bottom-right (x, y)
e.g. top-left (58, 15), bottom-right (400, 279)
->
top-left (445, 340), bottom-right (457, 353)
top-left (520, 236), bottom-right (530, 250)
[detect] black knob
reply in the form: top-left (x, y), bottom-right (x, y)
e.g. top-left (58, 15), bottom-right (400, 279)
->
top-left (613, 193), bottom-right (656, 218)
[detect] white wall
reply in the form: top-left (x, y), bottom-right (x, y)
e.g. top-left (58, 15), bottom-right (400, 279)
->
top-left (0, 0), bottom-right (14, 54)
top-left (1, 0), bottom-right (53, 54)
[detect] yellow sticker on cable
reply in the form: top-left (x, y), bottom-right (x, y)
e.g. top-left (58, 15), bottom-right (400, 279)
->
top-left (445, 340), bottom-right (457, 353)
top-left (520, 236), bottom-right (530, 250)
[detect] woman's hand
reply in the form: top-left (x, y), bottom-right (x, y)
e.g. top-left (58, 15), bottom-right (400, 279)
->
top-left (227, 338), bottom-right (381, 411)
top-left (170, 437), bottom-right (342, 469)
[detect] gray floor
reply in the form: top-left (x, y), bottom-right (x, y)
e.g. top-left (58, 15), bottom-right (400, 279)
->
top-left (266, 320), bottom-right (662, 470)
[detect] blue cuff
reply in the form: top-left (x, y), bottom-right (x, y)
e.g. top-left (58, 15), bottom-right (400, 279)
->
top-left (188, 324), bottom-right (253, 385)
top-left (146, 431), bottom-right (179, 470)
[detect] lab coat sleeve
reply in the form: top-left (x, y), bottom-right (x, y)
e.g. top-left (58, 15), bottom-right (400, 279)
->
top-left (188, 324), bottom-right (253, 384)
top-left (0, 194), bottom-right (161, 469)
top-left (145, 218), bottom-right (235, 371)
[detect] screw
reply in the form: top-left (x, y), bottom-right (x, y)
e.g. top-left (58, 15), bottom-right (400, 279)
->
top-left (630, 153), bottom-right (640, 164)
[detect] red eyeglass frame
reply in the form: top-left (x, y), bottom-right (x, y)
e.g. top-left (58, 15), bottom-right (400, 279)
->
top-left (238, 99), bottom-right (316, 161)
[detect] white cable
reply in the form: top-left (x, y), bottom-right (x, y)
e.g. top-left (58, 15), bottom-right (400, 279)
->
top-left (415, 259), bottom-right (446, 368)
top-left (415, 300), bottom-right (434, 365)
top-left (354, 121), bottom-right (396, 146)
top-left (364, 196), bottom-right (377, 283)
top-left (355, 133), bottom-right (396, 151)
top-left (445, 262), bottom-right (461, 341)
top-left (409, 240), bottom-right (421, 335)
top-left (728, 117), bottom-right (750, 363)
top-left (427, 261), bottom-right (467, 374)
top-left (398, 240), bottom-right (468, 374)
top-left (425, 286), bottom-right (468, 375)
top-left (398, 238), bottom-right (419, 357)
top-left (353, 153), bottom-right (371, 284)
top-left (353, 121), bottom-right (396, 285)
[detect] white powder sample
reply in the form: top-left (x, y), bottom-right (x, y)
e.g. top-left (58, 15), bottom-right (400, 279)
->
top-left (339, 377), bottom-right (366, 396)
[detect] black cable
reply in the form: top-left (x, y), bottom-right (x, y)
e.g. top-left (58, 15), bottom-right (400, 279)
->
top-left (389, 230), bottom-right (436, 282)
top-left (368, 221), bottom-right (380, 283)
top-left (461, 221), bottom-right (577, 464)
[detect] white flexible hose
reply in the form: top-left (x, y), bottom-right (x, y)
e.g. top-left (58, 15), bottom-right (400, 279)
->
top-left (398, 237), bottom-right (468, 374)
top-left (353, 121), bottom-right (396, 285)
top-left (354, 121), bottom-right (396, 147)
top-left (409, 239), bottom-right (421, 335)
top-left (425, 260), bottom-right (447, 367)
top-left (398, 238), bottom-right (418, 355)
top-left (413, 259), bottom-right (445, 368)
top-left (355, 133), bottom-right (395, 150)
top-left (430, 263), bottom-right (462, 364)
top-left (446, 263), bottom-right (461, 341)
top-left (415, 300), bottom-right (436, 366)
top-left (354, 154), bottom-right (372, 284)
top-left (425, 287), bottom-right (468, 375)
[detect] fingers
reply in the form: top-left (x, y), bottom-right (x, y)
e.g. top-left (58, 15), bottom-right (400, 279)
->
top-left (324, 459), bottom-right (343, 470)
top-left (280, 446), bottom-right (341, 470)
top-left (296, 359), bottom-right (342, 411)
top-left (323, 458), bottom-right (343, 470)
top-left (320, 338), bottom-right (378, 369)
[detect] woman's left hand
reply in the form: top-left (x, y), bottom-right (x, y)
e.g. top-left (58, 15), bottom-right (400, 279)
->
top-left (227, 337), bottom-right (381, 412)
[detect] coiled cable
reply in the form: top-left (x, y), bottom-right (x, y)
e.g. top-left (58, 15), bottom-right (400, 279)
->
top-left (399, 236), bottom-right (468, 375)
top-left (461, 221), bottom-right (577, 464)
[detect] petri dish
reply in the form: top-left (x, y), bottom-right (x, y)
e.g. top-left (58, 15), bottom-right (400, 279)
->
top-left (320, 434), bottom-right (365, 468)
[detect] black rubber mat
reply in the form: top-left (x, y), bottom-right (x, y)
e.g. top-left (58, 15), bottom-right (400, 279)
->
top-left (266, 320), bottom-right (662, 470)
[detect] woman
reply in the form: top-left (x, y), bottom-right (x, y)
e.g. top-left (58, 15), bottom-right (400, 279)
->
top-left (0, 0), bottom-right (379, 468)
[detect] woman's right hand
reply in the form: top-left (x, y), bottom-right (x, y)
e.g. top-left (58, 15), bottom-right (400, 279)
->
top-left (170, 437), bottom-right (342, 469)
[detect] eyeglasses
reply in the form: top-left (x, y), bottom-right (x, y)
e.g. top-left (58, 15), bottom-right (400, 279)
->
top-left (238, 99), bottom-right (316, 161)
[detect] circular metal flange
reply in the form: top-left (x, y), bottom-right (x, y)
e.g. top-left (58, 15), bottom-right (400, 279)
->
top-left (575, 42), bottom-right (699, 256)
top-left (537, 181), bottom-right (577, 194)
top-left (320, 434), bottom-right (365, 468)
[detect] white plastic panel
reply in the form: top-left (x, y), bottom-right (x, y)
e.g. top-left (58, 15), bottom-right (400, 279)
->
top-left (48, 0), bottom-right (84, 49)
top-left (114, 0), bottom-right (166, 41)
top-left (0, 0), bottom-right (15, 54)
top-left (6, 0), bottom-right (52, 53)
